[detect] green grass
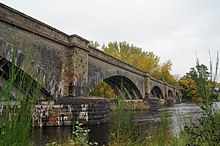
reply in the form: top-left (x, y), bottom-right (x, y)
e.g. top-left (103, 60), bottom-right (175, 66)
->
top-left (109, 97), bottom-right (141, 145)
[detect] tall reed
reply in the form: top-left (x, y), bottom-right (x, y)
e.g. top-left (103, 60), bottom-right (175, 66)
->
top-left (109, 91), bottom-right (142, 145)
top-left (0, 47), bottom-right (41, 145)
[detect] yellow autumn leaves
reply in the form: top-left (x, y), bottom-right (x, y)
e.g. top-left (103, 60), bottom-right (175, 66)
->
top-left (178, 77), bottom-right (200, 102)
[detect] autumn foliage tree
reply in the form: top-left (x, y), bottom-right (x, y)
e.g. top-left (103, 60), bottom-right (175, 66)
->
top-left (178, 77), bottom-right (199, 102)
top-left (178, 60), bottom-right (219, 102)
top-left (186, 64), bottom-right (209, 99)
top-left (90, 82), bottom-right (116, 99)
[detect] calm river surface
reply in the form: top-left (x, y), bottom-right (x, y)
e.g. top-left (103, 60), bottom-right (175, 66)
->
top-left (32, 103), bottom-right (220, 146)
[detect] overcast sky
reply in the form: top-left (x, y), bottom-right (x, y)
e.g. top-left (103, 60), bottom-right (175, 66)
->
top-left (1, 0), bottom-right (220, 81)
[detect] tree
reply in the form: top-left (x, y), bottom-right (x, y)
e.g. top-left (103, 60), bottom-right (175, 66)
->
top-left (186, 64), bottom-right (210, 99)
top-left (90, 82), bottom-right (116, 99)
top-left (178, 77), bottom-right (199, 102)
top-left (89, 41), bottom-right (100, 48)
top-left (153, 60), bottom-right (177, 85)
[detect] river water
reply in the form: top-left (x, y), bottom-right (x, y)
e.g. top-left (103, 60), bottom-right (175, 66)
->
top-left (32, 102), bottom-right (220, 146)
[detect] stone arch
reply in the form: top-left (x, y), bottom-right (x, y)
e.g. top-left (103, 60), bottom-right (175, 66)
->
top-left (0, 38), bottom-right (62, 99)
top-left (151, 86), bottom-right (164, 99)
top-left (88, 61), bottom-right (144, 98)
top-left (105, 75), bottom-right (142, 99)
top-left (89, 75), bottom-right (142, 99)
top-left (0, 57), bottom-right (53, 100)
top-left (168, 90), bottom-right (173, 98)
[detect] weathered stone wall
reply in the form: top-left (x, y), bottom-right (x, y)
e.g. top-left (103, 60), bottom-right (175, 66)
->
top-left (71, 47), bottom-right (89, 96)
top-left (0, 21), bottom-right (65, 99)
top-left (88, 46), bottom-right (145, 76)
top-left (0, 3), bottom-right (91, 100)
top-left (32, 97), bottom-right (110, 127)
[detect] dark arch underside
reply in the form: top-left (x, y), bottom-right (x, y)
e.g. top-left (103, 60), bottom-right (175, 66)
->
top-left (91, 75), bottom-right (142, 99)
top-left (168, 90), bottom-right (173, 98)
top-left (176, 92), bottom-right (179, 98)
top-left (0, 57), bottom-right (51, 100)
top-left (151, 86), bottom-right (163, 99)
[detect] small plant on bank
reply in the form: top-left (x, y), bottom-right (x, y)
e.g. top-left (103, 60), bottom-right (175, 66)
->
top-left (70, 121), bottom-right (98, 146)
top-left (45, 121), bottom-right (98, 146)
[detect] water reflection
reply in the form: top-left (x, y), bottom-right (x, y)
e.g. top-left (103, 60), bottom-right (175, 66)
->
top-left (33, 126), bottom-right (72, 146)
top-left (160, 103), bottom-right (203, 135)
top-left (32, 123), bottom-right (109, 146)
top-left (88, 123), bottom-right (109, 145)
top-left (33, 103), bottom-right (220, 145)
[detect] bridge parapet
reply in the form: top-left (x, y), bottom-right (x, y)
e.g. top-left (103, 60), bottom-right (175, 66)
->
top-left (0, 3), bottom-right (91, 50)
top-left (0, 3), bottom-right (69, 45)
top-left (149, 76), bottom-right (166, 85)
top-left (69, 34), bottom-right (90, 50)
top-left (88, 46), bottom-right (145, 76)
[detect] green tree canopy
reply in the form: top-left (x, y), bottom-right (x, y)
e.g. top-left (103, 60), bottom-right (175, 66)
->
top-left (186, 64), bottom-right (210, 99)
top-left (179, 62), bottom-right (219, 102)
top-left (178, 76), bottom-right (199, 102)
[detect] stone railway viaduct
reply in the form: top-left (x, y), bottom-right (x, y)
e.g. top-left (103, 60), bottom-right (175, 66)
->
top-left (0, 3), bottom-right (181, 126)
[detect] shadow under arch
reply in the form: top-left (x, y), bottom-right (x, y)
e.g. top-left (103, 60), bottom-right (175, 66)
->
top-left (90, 75), bottom-right (142, 99)
top-left (176, 92), bottom-right (179, 98)
top-left (151, 86), bottom-right (164, 99)
top-left (168, 90), bottom-right (173, 98)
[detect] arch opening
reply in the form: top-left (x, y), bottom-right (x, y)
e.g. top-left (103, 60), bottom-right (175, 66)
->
top-left (89, 75), bottom-right (142, 99)
top-left (168, 90), bottom-right (173, 98)
top-left (151, 86), bottom-right (163, 99)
